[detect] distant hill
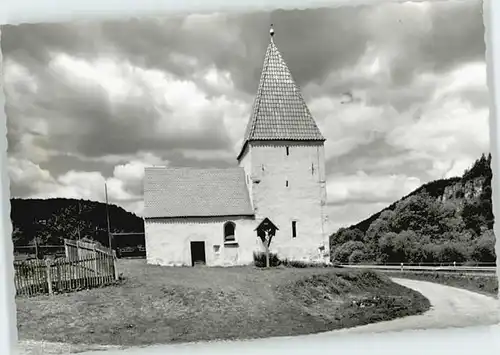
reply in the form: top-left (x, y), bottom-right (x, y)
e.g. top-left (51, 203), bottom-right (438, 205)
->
top-left (329, 153), bottom-right (496, 265)
top-left (11, 198), bottom-right (144, 248)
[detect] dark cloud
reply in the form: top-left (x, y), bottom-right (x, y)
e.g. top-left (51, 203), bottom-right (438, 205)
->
top-left (5, 52), bottom-right (234, 160)
top-left (383, 1), bottom-right (484, 86)
top-left (420, 1), bottom-right (485, 72)
top-left (1, 22), bottom-right (102, 69)
top-left (81, 7), bottom-right (371, 94)
top-left (164, 150), bottom-right (234, 169)
top-left (9, 179), bottom-right (36, 198)
top-left (2, 2), bottom-right (483, 95)
top-left (327, 135), bottom-right (434, 181)
top-left (38, 155), bottom-right (115, 178)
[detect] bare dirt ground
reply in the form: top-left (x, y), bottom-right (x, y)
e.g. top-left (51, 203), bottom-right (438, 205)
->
top-left (16, 277), bottom-right (499, 354)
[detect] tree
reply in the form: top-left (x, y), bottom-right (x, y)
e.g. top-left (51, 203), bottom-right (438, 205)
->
top-left (364, 210), bottom-right (394, 253)
top-left (330, 228), bottom-right (364, 248)
top-left (378, 231), bottom-right (419, 263)
top-left (471, 230), bottom-right (496, 263)
top-left (348, 250), bottom-right (366, 264)
top-left (437, 242), bottom-right (468, 264)
top-left (391, 193), bottom-right (434, 234)
top-left (463, 153), bottom-right (489, 181)
top-left (462, 199), bottom-right (485, 236)
top-left (331, 241), bottom-right (365, 264)
top-left (421, 243), bottom-right (441, 263)
top-left (377, 232), bottom-right (398, 263)
top-left (395, 230), bottom-right (427, 263)
top-left (327, 153), bottom-right (494, 266)
top-left (12, 226), bottom-right (24, 246)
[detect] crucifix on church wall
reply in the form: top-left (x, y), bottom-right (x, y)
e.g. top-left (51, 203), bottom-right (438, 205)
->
top-left (255, 218), bottom-right (279, 268)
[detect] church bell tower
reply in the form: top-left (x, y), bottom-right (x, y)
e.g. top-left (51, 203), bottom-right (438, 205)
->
top-left (237, 25), bottom-right (329, 263)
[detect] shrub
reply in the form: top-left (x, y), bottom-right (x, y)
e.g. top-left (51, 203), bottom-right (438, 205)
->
top-left (253, 251), bottom-right (280, 267)
top-left (471, 230), bottom-right (496, 263)
top-left (281, 259), bottom-right (308, 268)
top-left (332, 241), bottom-right (365, 264)
top-left (281, 259), bottom-right (330, 268)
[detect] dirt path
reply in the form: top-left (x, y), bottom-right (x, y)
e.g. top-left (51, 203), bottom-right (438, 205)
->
top-left (16, 278), bottom-right (500, 354)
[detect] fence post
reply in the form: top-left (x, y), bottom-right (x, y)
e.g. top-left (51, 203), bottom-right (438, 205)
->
top-left (400, 262), bottom-right (404, 271)
top-left (92, 245), bottom-right (98, 274)
top-left (45, 259), bottom-right (53, 295)
top-left (64, 239), bottom-right (69, 259)
top-left (112, 250), bottom-right (119, 281)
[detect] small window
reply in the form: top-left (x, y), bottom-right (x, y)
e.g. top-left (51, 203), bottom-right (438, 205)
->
top-left (286, 180), bottom-right (289, 187)
top-left (224, 221), bottom-right (236, 242)
top-left (286, 147), bottom-right (289, 156)
top-left (292, 221), bottom-right (297, 238)
top-left (311, 163), bottom-right (315, 175)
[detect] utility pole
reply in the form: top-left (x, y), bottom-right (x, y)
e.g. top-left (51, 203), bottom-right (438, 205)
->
top-left (34, 237), bottom-right (39, 260)
top-left (104, 181), bottom-right (112, 250)
top-left (77, 201), bottom-right (81, 241)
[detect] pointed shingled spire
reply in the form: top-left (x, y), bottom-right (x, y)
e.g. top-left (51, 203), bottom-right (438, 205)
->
top-left (237, 25), bottom-right (325, 160)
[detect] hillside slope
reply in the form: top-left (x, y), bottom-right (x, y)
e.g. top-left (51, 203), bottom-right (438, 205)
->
top-left (330, 153), bottom-right (496, 265)
top-left (11, 198), bottom-right (144, 248)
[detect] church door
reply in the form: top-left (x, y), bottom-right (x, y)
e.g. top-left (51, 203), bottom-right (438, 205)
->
top-left (190, 241), bottom-right (206, 266)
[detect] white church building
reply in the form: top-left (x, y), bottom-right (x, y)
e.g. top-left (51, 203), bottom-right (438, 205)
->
top-left (143, 27), bottom-right (330, 267)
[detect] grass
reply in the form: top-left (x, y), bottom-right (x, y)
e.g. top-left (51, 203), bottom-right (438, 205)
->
top-left (384, 271), bottom-right (498, 298)
top-left (16, 259), bottom-right (430, 346)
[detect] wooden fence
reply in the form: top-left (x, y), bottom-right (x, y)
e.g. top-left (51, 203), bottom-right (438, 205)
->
top-left (14, 239), bottom-right (119, 297)
top-left (64, 239), bottom-right (113, 262)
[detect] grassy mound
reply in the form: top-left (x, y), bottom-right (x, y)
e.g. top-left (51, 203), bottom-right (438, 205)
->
top-left (16, 259), bottom-right (430, 346)
top-left (276, 270), bottom-right (430, 331)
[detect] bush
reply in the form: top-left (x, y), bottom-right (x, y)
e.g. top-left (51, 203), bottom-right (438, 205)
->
top-left (253, 251), bottom-right (280, 267)
top-left (281, 259), bottom-right (308, 268)
top-left (281, 259), bottom-right (330, 268)
top-left (471, 230), bottom-right (496, 263)
top-left (332, 241), bottom-right (365, 264)
top-left (253, 252), bottom-right (331, 268)
top-left (348, 250), bottom-right (366, 264)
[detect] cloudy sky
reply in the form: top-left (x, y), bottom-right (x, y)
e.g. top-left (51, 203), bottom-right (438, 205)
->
top-left (2, 0), bottom-right (490, 231)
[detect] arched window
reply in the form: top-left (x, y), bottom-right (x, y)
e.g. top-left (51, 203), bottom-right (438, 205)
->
top-left (224, 221), bottom-right (236, 242)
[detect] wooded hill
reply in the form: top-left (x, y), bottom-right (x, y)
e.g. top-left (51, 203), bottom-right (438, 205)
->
top-left (11, 198), bottom-right (144, 248)
top-left (329, 153), bottom-right (496, 265)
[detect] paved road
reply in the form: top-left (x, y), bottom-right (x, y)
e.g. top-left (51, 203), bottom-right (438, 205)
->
top-left (16, 278), bottom-right (500, 354)
top-left (340, 264), bottom-right (497, 273)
